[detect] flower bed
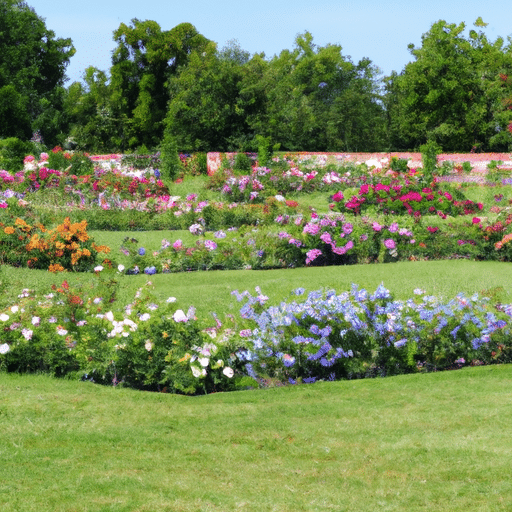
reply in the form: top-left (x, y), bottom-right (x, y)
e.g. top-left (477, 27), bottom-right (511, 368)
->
top-left (1, 272), bottom-right (512, 394)
top-left (2, 151), bottom-right (512, 393)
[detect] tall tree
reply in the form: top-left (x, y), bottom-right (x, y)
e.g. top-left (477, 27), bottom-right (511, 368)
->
top-left (109, 20), bottom-right (211, 149)
top-left (165, 41), bottom-right (252, 151)
top-left (240, 32), bottom-right (387, 151)
top-left (0, 0), bottom-right (75, 142)
top-left (384, 18), bottom-right (512, 151)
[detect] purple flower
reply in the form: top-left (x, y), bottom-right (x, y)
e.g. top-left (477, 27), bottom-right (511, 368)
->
top-left (388, 222), bottom-right (399, 233)
top-left (342, 223), bottom-right (353, 235)
top-left (303, 223), bottom-right (320, 235)
top-left (204, 240), bottom-right (217, 251)
top-left (138, 247), bottom-right (146, 256)
top-left (144, 266), bottom-right (157, 275)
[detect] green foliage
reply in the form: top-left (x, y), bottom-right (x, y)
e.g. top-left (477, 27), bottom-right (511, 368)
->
top-left (159, 129), bottom-right (183, 181)
top-left (47, 148), bottom-right (69, 171)
top-left (109, 20), bottom-right (211, 149)
top-left (385, 19), bottom-right (512, 151)
top-left (0, 0), bottom-right (75, 145)
top-left (420, 139), bottom-right (442, 182)
top-left (256, 135), bottom-right (273, 167)
top-left (462, 161), bottom-right (473, 173)
top-left (0, 137), bottom-right (31, 172)
top-left (389, 157), bottom-right (409, 173)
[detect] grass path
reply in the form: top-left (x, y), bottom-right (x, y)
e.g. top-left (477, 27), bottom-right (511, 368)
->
top-left (1, 365), bottom-right (511, 511)
top-left (3, 259), bottom-right (512, 320)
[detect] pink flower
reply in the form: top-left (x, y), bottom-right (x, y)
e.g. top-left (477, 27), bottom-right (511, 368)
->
top-left (204, 240), bottom-right (217, 251)
top-left (305, 249), bottom-right (323, 265)
top-left (472, 217), bottom-right (481, 224)
top-left (384, 239), bottom-right (396, 249)
top-left (303, 223), bottom-right (320, 235)
top-left (173, 239), bottom-right (183, 250)
top-left (332, 191), bottom-right (344, 202)
top-left (320, 232), bottom-right (332, 244)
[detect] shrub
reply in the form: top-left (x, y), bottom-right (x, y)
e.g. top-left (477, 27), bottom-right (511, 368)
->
top-left (0, 137), bottom-right (31, 173)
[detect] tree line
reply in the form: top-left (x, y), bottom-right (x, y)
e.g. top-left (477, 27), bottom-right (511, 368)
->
top-left (2, 1), bottom-right (512, 154)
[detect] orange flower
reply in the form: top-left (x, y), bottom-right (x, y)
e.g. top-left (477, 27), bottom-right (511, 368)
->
top-left (92, 243), bottom-right (111, 254)
top-left (48, 263), bottom-right (65, 273)
top-left (3, 226), bottom-right (14, 235)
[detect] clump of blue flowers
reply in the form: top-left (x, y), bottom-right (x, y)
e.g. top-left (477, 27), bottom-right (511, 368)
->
top-left (232, 284), bottom-right (512, 385)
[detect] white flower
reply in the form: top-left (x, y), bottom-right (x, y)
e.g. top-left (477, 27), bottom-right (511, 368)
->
top-left (123, 318), bottom-right (137, 331)
top-left (167, 297), bottom-right (177, 303)
top-left (145, 340), bottom-right (154, 351)
top-left (0, 343), bottom-right (9, 354)
top-left (117, 264), bottom-right (125, 273)
top-left (191, 366), bottom-right (207, 378)
top-left (31, 316), bottom-right (40, 326)
top-left (57, 327), bottom-right (68, 336)
top-left (173, 310), bottom-right (188, 323)
top-left (11, 306), bottom-right (18, 314)
top-left (0, 313), bottom-right (9, 322)
top-left (22, 329), bottom-right (33, 341)
top-left (198, 357), bottom-right (209, 367)
top-left (105, 311), bottom-right (114, 322)
top-left (94, 265), bottom-right (104, 272)
top-left (223, 367), bottom-right (234, 378)
top-left (274, 194), bottom-right (285, 202)
top-left (139, 313), bottom-right (151, 322)
top-left (365, 159), bottom-right (382, 169)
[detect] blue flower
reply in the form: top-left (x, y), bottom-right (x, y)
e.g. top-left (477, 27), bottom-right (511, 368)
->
top-left (154, 169), bottom-right (161, 178)
top-left (138, 247), bottom-right (146, 256)
top-left (144, 266), bottom-right (156, 275)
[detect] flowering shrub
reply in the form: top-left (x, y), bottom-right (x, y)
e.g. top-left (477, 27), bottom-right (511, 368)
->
top-left (232, 285), bottom-right (512, 384)
top-left (0, 272), bottom-right (249, 394)
top-left (334, 178), bottom-right (483, 218)
top-left (0, 216), bottom-right (111, 271)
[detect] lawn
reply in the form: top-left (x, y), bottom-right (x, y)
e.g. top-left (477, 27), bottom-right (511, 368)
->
top-left (1, 365), bottom-right (511, 511)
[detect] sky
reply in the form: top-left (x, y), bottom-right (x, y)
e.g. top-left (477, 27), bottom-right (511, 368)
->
top-left (25, 0), bottom-right (512, 85)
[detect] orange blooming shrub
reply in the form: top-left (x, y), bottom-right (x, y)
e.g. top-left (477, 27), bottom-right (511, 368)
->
top-left (0, 217), bottom-right (111, 272)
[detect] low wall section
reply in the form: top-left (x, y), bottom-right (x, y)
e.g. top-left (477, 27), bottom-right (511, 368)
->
top-left (206, 151), bottom-right (512, 175)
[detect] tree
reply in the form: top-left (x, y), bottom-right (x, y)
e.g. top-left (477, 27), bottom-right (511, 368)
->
top-left (240, 32), bottom-right (387, 151)
top-left (109, 20), bottom-right (211, 149)
top-left (165, 41), bottom-right (251, 151)
top-left (64, 67), bottom-right (120, 151)
top-left (384, 19), bottom-right (512, 151)
top-left (0, 0), bottom-right (75, 143)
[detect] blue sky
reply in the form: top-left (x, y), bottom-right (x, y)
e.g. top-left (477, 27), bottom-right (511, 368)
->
top-left (26, 0), bottom-right (512, 85)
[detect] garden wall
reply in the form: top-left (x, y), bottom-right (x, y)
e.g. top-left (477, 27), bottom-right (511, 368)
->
top-left (206, 152), bottom-right (512, 175)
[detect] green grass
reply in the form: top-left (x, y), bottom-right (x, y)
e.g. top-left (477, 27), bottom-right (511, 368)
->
top-left (2, 260), bottom-right (512, 320)
top-left (1, 365), bottom-right (512, 511)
